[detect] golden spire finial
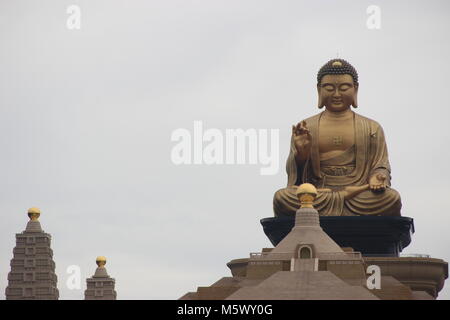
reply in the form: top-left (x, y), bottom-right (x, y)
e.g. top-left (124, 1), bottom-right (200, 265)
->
top-left (296, 183), bottom-right (318, 208)
top-left (96, 256), bottom-right (107, 268)
top-left (27, 207), bottom-right (41, 221)
top-left (332, 60), bottom-right (343, 67)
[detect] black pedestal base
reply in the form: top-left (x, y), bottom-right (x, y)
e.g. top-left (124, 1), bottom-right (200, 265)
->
top-left (260, 216), bottom-right (414, 257)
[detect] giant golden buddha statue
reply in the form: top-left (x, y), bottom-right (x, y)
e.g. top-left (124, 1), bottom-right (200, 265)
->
top-left (274, 59), bottom-right (402, 217)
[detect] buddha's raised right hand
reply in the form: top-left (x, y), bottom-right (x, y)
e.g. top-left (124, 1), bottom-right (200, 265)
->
top-left (292, 120), bottom-right (312, 162)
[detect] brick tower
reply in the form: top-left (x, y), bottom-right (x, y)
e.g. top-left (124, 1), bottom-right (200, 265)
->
top-left (84, 256), bottom-right (117, 300)
top-left (5, 207), bottom-right (59, 300)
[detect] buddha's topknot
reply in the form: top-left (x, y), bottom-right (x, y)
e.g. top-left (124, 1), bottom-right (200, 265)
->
top-left (317, 59), bottom-right (358, 85)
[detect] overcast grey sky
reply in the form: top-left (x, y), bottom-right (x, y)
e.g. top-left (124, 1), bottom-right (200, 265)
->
top-left (1, 0), bottom-right (449, 299)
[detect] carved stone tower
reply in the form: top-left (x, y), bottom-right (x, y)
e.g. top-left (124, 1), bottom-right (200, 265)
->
top-left (5, 207), bottom-right (59, 300)
top-left (84, 256), bottom-right (117, 300)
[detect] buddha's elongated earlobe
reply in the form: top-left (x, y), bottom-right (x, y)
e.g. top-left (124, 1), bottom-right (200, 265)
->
top-left (351, 84), bottom-right (359, 108)
top-left (318, 96), bottom-right (325, 109)
top-left (317, 86), bottom-right (325, 109)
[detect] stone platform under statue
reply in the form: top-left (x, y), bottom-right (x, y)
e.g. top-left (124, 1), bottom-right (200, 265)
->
top-left (261, 216), bottom-right (414, 257)
top-left (181, 184), bottom-right (447, 300)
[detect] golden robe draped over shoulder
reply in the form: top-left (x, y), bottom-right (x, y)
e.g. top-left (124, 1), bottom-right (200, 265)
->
top-left (274, 112), bottom-right (402, 217)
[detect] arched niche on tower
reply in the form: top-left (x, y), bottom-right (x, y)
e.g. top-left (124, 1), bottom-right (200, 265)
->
top-left (294, 244), bottom-right (315, 259)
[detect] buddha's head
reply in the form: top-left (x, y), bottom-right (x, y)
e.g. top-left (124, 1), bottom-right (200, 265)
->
top-left (317, 59), bottom-right (358, 111)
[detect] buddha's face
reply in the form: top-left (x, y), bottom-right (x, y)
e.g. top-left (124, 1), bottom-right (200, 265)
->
top-left (318, 74), bottom-right (358, 112)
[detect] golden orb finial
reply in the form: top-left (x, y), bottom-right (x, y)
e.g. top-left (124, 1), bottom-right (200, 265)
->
top-left (27, 207), bottom-right (41, 221)
top-left (296, 183), bottom-right (318, 208)
top-left (332, 60), bottom-right (343, 67)
top-left (96, 256), bottom-right (107, 268)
